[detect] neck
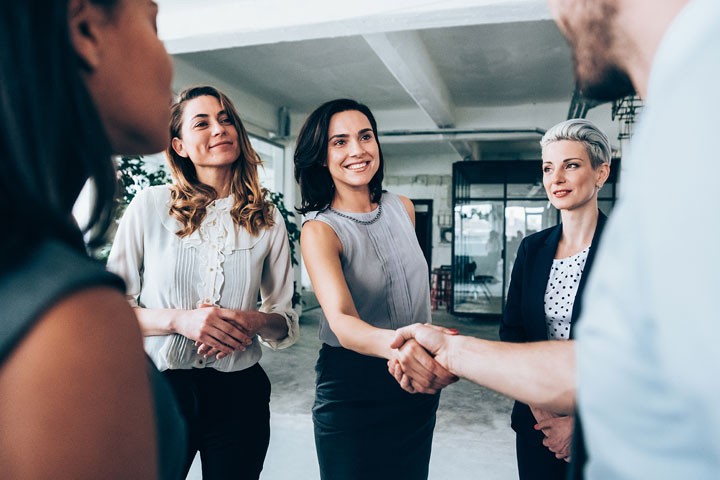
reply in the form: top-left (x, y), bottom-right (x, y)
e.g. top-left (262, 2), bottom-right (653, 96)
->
top-left (330, 185), bottom-right (376, 212)
top-left (618, 0), bottom-right (689, 98)
top-left (559, 204), bottom-right (599, 252)
top-left (196, 167), bottom-right (232, 198)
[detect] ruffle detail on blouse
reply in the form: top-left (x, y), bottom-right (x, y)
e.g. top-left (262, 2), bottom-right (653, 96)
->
top-left (152, 188), bottom-right (267, 251)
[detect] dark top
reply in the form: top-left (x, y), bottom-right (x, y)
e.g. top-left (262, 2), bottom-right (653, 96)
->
top-left (0, 240), bottom-right (186, 480)
top-left (499, 213), bottom-right (607, 439)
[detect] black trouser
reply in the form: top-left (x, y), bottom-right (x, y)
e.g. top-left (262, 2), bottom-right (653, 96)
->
top-left (515, 431), bottom-right (568, 480)
top-left (313, 344), bottom-right (440, 480)
top-left (163, 364), bottom-right (271, 480)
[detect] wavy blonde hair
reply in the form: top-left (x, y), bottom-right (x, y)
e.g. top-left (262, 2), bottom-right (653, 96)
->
top-left (166, 85), bottom-right (274, 237)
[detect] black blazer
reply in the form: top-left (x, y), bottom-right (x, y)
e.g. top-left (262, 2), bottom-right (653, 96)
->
top-left (499, 211), bottom-right (607, 436)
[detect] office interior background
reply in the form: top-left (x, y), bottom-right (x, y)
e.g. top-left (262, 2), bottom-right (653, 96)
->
top-left (94, 1), bottom-right (643, 478)
top-left (146, 0), bottom-right (636, 320)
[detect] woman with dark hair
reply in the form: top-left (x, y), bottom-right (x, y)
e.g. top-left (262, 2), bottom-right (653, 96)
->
top-left (108, 85), bottom-right (299, 480)
top-left (295, 98), bottom-right (456, 479)
top-left (0, 0), bottom-right (184, 478)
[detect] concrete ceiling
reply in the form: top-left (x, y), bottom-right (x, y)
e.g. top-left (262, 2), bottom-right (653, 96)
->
top-left (157, 1), bottom-right (616, 161)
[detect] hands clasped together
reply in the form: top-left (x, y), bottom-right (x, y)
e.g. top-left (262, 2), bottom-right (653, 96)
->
top-left (387, 323), bottom-right (460, 394)
top-left (531, 407), bottom-right (573, 462)
top-left (175, 304), bottom-right (260, 360)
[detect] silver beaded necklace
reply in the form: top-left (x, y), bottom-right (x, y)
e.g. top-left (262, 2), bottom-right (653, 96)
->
top-left (328, 201), bottom-right (383, 225)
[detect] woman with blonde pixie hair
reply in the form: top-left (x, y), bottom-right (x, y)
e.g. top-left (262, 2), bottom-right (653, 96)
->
top-left (500, 118), bottom-right (611, 479)
top-left (108, 85), bottom-right (299, 480)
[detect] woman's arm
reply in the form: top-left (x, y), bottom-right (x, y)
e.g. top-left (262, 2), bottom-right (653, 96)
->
top-left (255, 209), bottom-right (299, 347)
top-left (198, 210), bottom-right (299, 358)
top-left (302, 220), bottom-right (395, 358)
top-left (391, 324), bottom-right (576, 414)
top-left (135, 306), bottom-right (252, 357)
top-left (302, 220), bottom-right (454, 393)
top-left (0, 287), bottom-right (157, 479)
top-left (107, 190), bottom-right (252, 357)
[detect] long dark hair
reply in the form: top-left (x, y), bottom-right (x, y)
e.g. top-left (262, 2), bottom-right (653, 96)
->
top-left (166, 85), bottom-right (274, 237)
top-left (0, 0), bottom-right (120, 267)
top-left (294, 99), bottom-right (384, 214)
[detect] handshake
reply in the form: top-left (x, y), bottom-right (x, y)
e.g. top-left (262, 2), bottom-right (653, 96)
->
top-left (387, 323), bottom-right (461, 395)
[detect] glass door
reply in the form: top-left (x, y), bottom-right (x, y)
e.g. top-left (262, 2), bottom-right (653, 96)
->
top-left (453, 199), bottom-right (504, 315)
top-left (451, 160), bottom-right (620, 319)
top-left (504, 200), bottom-right (558, 295)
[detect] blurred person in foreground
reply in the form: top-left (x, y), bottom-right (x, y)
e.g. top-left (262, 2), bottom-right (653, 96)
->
top-left (0, 1), bottom-right (185, 479)
top-left (391, 0), bottom-right (720, 478)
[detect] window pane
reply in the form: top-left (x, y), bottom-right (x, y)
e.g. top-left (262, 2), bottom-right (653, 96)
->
top-left (453, 201), bottom-right (504, 315)
top-left (504, 201), bottom-right (558, 296)
top-left (507, 182), bottom-right (547, 199)
top-left (469, 183), bottom-right (503, 198)
top-left (249, 136), bottom-right (284, 191)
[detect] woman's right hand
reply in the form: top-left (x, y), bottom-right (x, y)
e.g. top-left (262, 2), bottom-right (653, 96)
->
top-left (388, 338), bottom-right (459, 394)
top-left (174, 305), bottom-right (252, 357)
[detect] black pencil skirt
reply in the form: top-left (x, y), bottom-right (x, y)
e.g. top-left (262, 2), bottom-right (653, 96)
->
top-left (313, 344), bottom-right (440, 480)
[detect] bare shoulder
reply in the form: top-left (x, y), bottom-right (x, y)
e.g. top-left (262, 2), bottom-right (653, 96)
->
top-left (0, 287), bottom-right (156, 478)
top-left (396, 194), bottom-right (416, 225)
top-left (301, 219), bottom-right (341, 251)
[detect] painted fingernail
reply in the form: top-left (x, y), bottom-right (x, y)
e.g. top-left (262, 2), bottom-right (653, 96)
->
top-left (448, 328), bottom-right (459, 334)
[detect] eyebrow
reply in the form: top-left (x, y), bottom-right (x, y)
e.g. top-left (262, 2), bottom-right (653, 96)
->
top-left (328, 128), bottom-right (373, 142)
top-left (190, 110), bottom-right (229, 122)
top-left (543, 157), bottom-right (584, 164)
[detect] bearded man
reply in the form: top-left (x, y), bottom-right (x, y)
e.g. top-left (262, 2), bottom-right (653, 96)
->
top-left (391, 1), bottom-right (720, 478)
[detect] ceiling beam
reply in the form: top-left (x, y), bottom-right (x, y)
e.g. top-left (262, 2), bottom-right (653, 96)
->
top-left (364, 31), bottom-right (454, 127)
top-left (364, 31), bottom-right (475, 159)
top-left (158, 0), bottom-right (550, 54)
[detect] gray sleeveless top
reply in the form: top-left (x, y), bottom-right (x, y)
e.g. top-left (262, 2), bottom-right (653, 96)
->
top-left (303, 192), bottom-right (431, 346)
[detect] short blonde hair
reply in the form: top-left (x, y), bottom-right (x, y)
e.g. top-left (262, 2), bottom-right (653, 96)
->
top-left (541, 119), bottom-right (612, 168)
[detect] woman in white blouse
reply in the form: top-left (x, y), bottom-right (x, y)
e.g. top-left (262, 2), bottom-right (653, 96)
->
top-left (498, 119), bottom-right (611, 480)
top-left (108, 85), bottom-right (299, 480)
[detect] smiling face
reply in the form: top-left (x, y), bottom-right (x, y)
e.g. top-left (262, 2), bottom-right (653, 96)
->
top-left (542, 140), bottom-right (609, 212)
top-left (171, 95), bottom-right (241, 174)
top-left (326, 109), bottom-right (380, 193)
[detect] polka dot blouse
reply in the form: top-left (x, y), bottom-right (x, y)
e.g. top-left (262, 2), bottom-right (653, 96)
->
top-left (544, 247), bottom-right (590, 340)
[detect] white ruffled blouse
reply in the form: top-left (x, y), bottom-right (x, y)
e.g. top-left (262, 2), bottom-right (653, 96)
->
top-left (107, 185), bottom-right (299, 372)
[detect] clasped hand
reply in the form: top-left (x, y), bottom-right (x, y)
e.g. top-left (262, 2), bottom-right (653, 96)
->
top-left (387, 324), bottom-right (459, 395)
top-left (532, 407), bottom-right (573, 462)
top-left (176, 304), bottom-right (260, 360)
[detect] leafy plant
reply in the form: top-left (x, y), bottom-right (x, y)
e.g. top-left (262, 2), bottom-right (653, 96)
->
top-left (116, 155), bottom-right (169, 213)
top-left (267, 191), bottom-right (300, 267)
top-left (267, 191), bottom-right (302, 308)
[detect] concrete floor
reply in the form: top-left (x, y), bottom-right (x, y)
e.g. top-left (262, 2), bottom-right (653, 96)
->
top-left (188, 304), bottom-right (518, 479)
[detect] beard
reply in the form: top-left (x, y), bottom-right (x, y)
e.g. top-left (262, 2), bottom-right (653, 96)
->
top-left (558, 0), bottom-right (636, 102)
top-left (574, 52), bottom-right (636, 102)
